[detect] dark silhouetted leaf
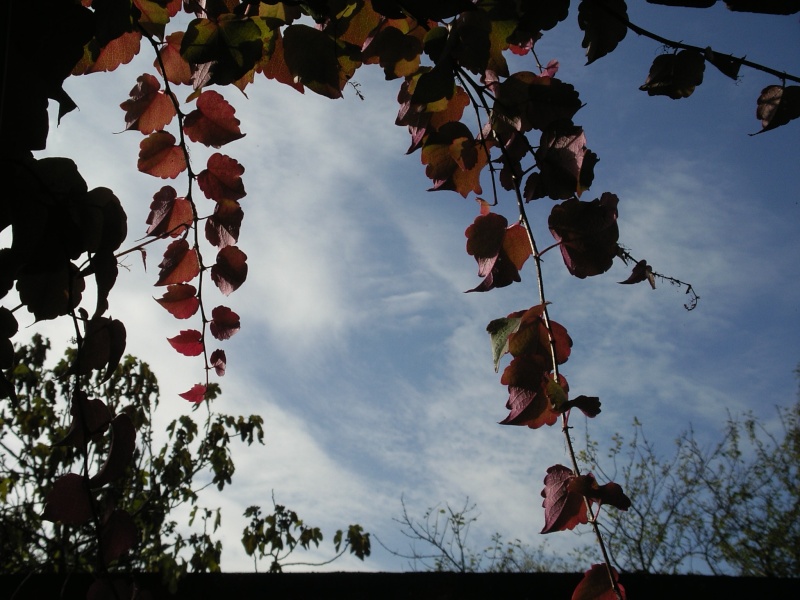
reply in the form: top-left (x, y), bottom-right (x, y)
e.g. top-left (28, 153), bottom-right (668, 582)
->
top-left (572, 563), bottom-right (626, 600)
top-left (90, 414), bottom-right (136, 488)
top-left (211, 246), bottom-right (248, 295)
top-left (43, 473), bottom-right (93, 525)
top-left (579, 0), bottom-right (628, 65)
top-left (753, 85), bottom-right (800, 134)
top-left (640, 50), bottom-right (705, 99)
top-left (703, 47), bottom-right (742, 80)
top-left (569, 474), bottom-right (632, 511)
top-left (77, 317), bottom-right (127, 381)
top-left (100, 509), bottom-right (138, 566)
top-left (57, 392), bottom-right (112, 448)
top-left (619, 259), bottom-right (655, 288)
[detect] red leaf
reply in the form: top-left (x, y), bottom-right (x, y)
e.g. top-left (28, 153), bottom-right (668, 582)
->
top-left (120, 73), bottom-right (176, 134)
top-left (180, 383), bottom-right (207, 403)
top-left (146, 186), bottom-right (193, 238)
top-left (210, 349), bottom-right (227, 376)
top-left (540, 464), bottom-right (589, 533)
top-left (197, 153), bottom-right (246, 202)
top-left (138, 131), bottom-right (187, 178)
top-left (211, 246), bottom-right (248, 295)
top-left (155, 284), bottom-right (199, 319)
top-left (89, 414), bottom-right (136, 488)
top-left (167, 329), bottom-right (203, 356)
top-left (154, 31), bottom-right (192, 86)
top-left (572, 564), bottom-right (626, 600)
top-left (210, 306), bottom-right (240, 340)
top-left (569, 474), bottom-right (632, 511)
top-left (205, 199), bottom-right (244, 248)
top-left (43, 473), bottom-right (93, 525)
top-left (184, 90), bottom-right (245, 148)
top-left (156, 239), bottom-right (200, 286)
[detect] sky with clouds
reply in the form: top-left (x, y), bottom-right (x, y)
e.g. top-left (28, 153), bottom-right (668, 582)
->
top-left (25, 2), bottom-right (800, 572)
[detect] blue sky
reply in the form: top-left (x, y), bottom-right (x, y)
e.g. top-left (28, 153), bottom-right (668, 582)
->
top-left (29, 3), bottom-right (800, 572)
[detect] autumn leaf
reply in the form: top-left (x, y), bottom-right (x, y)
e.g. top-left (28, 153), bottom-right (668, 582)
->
top-left (197, 153), bottom-right (246, 201)
top-left (753, 85), bottom-right (800, 134)
top-left (100, 510), bottom-right (138, 566)
top-left (120, 73), bottom-right (176, 134)
top-left (179, 383), bottom-right (207, 403)
top-left (211, 246), bottom-right (248, 295)
top-left (486, 316), bottom-right (522, 372)
top-left (205, 200), bottom-right (244, 248)
top-left (572, 564), bottom-right (626, 600)
top-left (42, 473), bottom-right (93, 525)
top-left (569, 474), bottom-right (632, 511)
top-left (184, 90), bottom-right (245, 148)
top-left (210, 306), bottom-right (241, 340)
top-left (640, 50), bottom-right (706, 99)
top-left (155, 284), bottom-right (199, 319)
top-left (528, 123), bottom-right (598, 200)
top-left (138, 131), bottom-right (187, 179)
top-left (89, 414), bottom-right (136, 488)
top-left (155, 32), bottom-right (192, 85)
top-left (578, 0), bottom-right (628, 65)
top-left (146, 186), bottom-right (192, 237)
top-left (167, 329), bottom-right (204, 356)
top-left (156, 239), bottom-right (200, 286)
top-left (540, 464), bottom-right (589, 533)
top-left (210, 349), bottom-right (227, 376)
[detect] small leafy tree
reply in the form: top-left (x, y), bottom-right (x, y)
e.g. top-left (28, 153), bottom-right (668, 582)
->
top-left (576, 381), bottom-right (800, 577)
top-left (0, 336), bottom-right (369, 594)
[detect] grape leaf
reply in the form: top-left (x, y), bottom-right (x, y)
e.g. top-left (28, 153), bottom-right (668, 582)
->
top-left (549, 193), bottom-right (620, 278)
top-left (89, 414), bottom-right (136, 488)
top-left (486, 316), bottom-right (522, 372)
top-left (138, 131), bottom-right (187, 179)
top-left (146, 186), bottom-right (192, 237)
top-left (540, 464), bottom-right (589, 533)
top-left (167, 329), bottom-right (204, 356)
top-left (197, 153), bottom-right (246, 201)
top-left (578, 0), bottom-right (628, 65)
top-left (569, 474), bottom-right (632, 511)
top-left (753, 85), bottom-right (800, 134)
top-left (640, 50), bottom-right (705, 99)
top-left (42, 473), bottom-right (93, 525)
top-left (120, 73), bottom-right (176, 134)
top-left (156, 239), bottom-right (200, 286)
top-left (184, 90), bottom-right (245, 148)
top-left (155, 284), bottom-right (199, 319)
top-left (180, 383), bottom-right (207, 403)
top-left (155, 31), bottom-right (193, 85)
top-left (211, 246), bottom-right (248, 295)
top-left (210, 305), bottom-right (240, 340)
top-left (528, 124), bottom-right (598, 200)
top-left (572, 564), bottom-right (626, 600)
top-left (73, 31), bottom-right (142, 75)
top-left (210, 349), bottom-right (227, 376)
top-left (205, 199), bottom-right (244, 248)
top-left (283, 24), bottom-right (348, 98)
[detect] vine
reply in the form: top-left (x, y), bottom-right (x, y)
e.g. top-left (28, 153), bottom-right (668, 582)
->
top-left (1, 1), bottom-right (798, 598)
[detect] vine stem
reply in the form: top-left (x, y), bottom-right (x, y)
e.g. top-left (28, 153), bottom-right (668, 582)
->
top-left (456, 65), bottom-right (623, 599)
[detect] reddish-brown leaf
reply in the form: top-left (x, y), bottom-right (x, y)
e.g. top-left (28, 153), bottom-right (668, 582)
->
top-left (77, 317), bottom-right (127, 382)
top-left (56, 393), bottom-right (112, 448)
top-left (42, 473), bottom-right (93, 525)
top-left (540, 464), bottom-right (589, 534)
top-left (210, 349), bottom-right (227, 376)
top-left (197, 153), bottom-right (246, 201)
top-left (120, 73), bottom-right (176, 134)
top-left (138, 131), bottom-right (187, 179)
top-left (754, 85), bottom-right (800, 134)
top-left (210, 305), bottom-right (241, 340)
top-left (167, 329), bottom-right (204, 356)
top-left (146, 186), bottom-right (193, 238)
top-left (156, 239), bottom-right (200, 286)
top-left (180, 383), bottom-right (207, 403)
top-left (155, 284), bottom-right (199, 319)
top-left (205, 199), bottom-right (244, 248)
top-left (89, 414), bottom-right (136, 488)
top-left (100, 509), bottom-right (138, 566)
top-left (184, 90), bottom-right (245, 148)
top-left (155, 31), bottom-right (193, 85)
top-left (572, 564), bottom-right (626, 600)
top-left (211, 246), bottom-right (248, 295)
top-left (569, 474), bottom-right (632, 511)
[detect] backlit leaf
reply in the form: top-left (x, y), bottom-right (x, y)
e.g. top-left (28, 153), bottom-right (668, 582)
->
top-left (486, 316), bottom-right (522, 372)
top-left (540, 464), bottom-right (588, 534)
top-left (197, 153), bottom-right (246, 201)
top-left (180, 383), bottom-right (207, 403)
top-left (155, 32), bottom-right (193, 85)
top-left (754, 85), bottom-right (800, 134)
top-left (156, 239), bottom-right (200, 286)
top-left (155, 284), bottom-right (199, 319)
top-left (210, 349), bottom-right (227, 376)
top-left (572, 564), bottom-right (626, 600)
top-left (184, 90), bottom-right (245, 148)
top-left (211, 246), bottom-right (248, 295)
top-left (120, 73), bottom-right (176, 134)
top-left (167, 329), bottom-right (204, 356)
top-left (138, 131), bottom-right (187, 178)
top-left (210, 305), bottom-right (241, 340)
top-left (205, 200), bottom-right (244, 248)
top-left (146, 186), bottom-right (192, 237)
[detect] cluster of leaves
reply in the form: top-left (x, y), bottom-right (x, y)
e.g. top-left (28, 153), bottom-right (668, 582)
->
top-left (242, 498), bottom-right (371, 572)
top-left (1, 1), bottom-right (798, 598)
top-left (0, 335), bottom-right (264, 593)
